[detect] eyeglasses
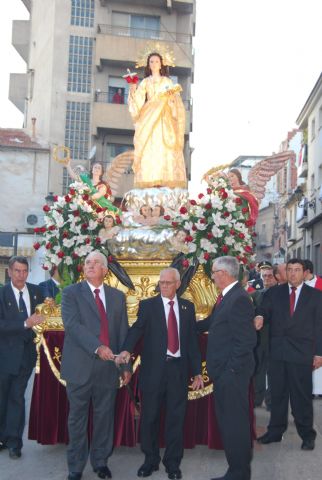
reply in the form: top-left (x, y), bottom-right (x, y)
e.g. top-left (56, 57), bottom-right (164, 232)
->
top-left (159, 281), bottom-right (177, 286)
top-left (212, 270), bottom-right (223, 274)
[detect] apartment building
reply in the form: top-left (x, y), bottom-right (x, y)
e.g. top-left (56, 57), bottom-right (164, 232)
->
top-left (9, 0), bottom-right (195, 196)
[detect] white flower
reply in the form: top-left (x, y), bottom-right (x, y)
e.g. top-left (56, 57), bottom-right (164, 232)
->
top-left (195, 220), bottom-right (207, 231)
top-left (88, 219), bottom-right (98, 230)
top-left (211, 195), bottom-right (224, 210)
top-left (63, 238), bottom-right (76, 248)
top-left (212, 212), bottom-right (227, 227)
top-left (225, 199), bottom-right (237, 212)
top-left (188, 242), bottom-right (197, 253)
top-left (211, 225), bottom-right (224, 238)
top-left (65, 256), bottom-right (73, 265)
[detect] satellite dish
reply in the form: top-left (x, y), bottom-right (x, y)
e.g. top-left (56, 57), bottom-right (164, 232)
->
top-left (88, 145), bottom-right (96, 161)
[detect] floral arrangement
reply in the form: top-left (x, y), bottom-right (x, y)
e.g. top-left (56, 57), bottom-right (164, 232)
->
top-left (164, 175), bottom-right (257, 275)
top-left (33, 182), bottom-right (121, 282)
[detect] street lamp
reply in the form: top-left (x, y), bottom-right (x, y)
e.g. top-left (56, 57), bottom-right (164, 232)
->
top-left (294, 186), bottom-right (316, 213)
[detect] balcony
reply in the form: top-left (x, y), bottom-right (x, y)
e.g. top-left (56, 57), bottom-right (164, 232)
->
top-left (298, 160), bottom-right (308, 178)
top-left (12, 20), bottom-right (30, 62)
top-left (95, 25), bottom-right (193, 72)
top-left (9, 73), bottom-right (27, 112)
top-left (92, 91), bottom-right (191, 136)
top-left (99, 0), bottom-right (193, 13)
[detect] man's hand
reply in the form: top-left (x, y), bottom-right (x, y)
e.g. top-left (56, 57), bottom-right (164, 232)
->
top-left (115, 351), bottom-right (131, 365)
top-left (121, 371), bottom-right (132, 386)
top-left (254, 315), bottom-right (264, 331)
top-left (97, 345), bottom-right (115, 361)
top-left (25, 313), bottom-right (45, 328)
top-left (191, 374), bottom-right (204, 391)
top-left (313, 355), bottom-right (322, 369)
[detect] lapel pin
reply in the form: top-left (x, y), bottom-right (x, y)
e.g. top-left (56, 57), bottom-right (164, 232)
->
top-left (8, 302), bottom-right (12, 306)
top-left (181, 305), bottom-right (187, 310)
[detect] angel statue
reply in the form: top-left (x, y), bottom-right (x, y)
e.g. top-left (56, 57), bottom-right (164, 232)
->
top-left (127, 45), bottom-right (187, 189)
top-left (66, 158), bottom-right (120, 215)
top-left (204, 151), bottom-right (296, 225)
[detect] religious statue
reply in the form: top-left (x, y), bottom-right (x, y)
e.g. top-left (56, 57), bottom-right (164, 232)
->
top-left (127, 47), bottom-right (187, 189)
top-left (98, 215), bottom-right (120, 242)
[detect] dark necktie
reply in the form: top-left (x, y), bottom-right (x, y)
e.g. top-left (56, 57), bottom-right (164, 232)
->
top-left (290, 286), bottom-right (297, 316)
top-left (167, 300), bottom-right (179, 354)
top-left (19, 291), bottom-right (28, 320)
top-left (215, 293), bottom-right (223, 307)
top-left (94, 288), bottom-right (110, 346)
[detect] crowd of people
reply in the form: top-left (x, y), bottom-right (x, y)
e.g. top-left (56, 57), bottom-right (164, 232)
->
top-left (0, 253), bottom-right (322, 480)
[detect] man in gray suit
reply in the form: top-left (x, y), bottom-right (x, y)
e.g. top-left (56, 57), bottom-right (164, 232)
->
top-left (61, 251), bottom-right (131, 480)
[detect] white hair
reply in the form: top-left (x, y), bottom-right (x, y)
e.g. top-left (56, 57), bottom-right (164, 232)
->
top-left (160, 267), bottom-right (180, 281)
top-left (85, 251), bottom-right (108, 268)
top-left (213, 256), bottom-right (239, 279)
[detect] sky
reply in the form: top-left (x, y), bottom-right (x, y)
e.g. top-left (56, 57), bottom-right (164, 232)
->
top-left (0, 0), bottom-right (321, 194)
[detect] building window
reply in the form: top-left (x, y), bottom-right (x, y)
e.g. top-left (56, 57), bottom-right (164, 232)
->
top-left (106, 144), bottom-right (132, 169)
top-left (111, 12), bottom-right (160, 39)
top-left (319, 106), bottom-right (322, 130)
top-left (65, 101), bottom-right (90, 161)
top-left (71, 0), bottom-right (94, 28)
top-left (311, 118), bottom-right (315, 141)
top-left (68, 36), bottom-right (93, 93)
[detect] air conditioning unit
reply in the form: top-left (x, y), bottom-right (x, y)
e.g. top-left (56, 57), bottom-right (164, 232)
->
top-left (24, 210), bottom-right (45, 228)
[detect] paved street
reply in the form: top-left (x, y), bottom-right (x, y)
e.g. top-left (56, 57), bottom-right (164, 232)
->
top-left (1, 375), bottom-right (322, 480)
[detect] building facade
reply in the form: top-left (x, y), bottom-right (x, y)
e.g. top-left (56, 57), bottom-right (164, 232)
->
top-left (10, 0), bottom-right (196, 196)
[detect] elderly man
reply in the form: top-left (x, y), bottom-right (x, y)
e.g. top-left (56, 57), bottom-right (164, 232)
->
top-left (0, 256), bottom-right (44, 459)
top-left (272, 263), bottom-right (287, 284)
top-left (256, 259), bottom-right (322, 450)
top-left (61, 251), bottom-right (131, 480)
top-left (118, 267), bottom-right (203, 480)
top-left (198, 256), bottom-right (256, 480)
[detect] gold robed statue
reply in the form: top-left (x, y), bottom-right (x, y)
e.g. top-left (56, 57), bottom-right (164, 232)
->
top-left (128, 50), bottom-right (187, 189)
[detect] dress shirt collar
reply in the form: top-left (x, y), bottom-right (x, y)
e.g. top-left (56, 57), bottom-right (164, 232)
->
top-left (161, 294), bottom-right (178, 307)
top-left (11, 281), bottom-right (28, 295)
top-left (51, 277), bottom-right (60, 286)
top-left (87, 282), bottom-right (104, 295)
top-left (222, 280), bottom-right (238, 297)
top-left (288, 282), bottom-right (304, 294)
top-left (305, 276), bottom-right (317, 288)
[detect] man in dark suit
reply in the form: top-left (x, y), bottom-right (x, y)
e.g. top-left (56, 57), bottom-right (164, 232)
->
top-left (61, 251), bottom-right (131, 480)
top-left (0, 256), bottom-right (44, 459)
top-left (198, 256), bottom-right (256, 480)
top-left (256, 258), bottom-right (322, 450)
top-left (38, 266), bottom-right (60, 299)
top-left (118, 267), bottom-right (203, 480)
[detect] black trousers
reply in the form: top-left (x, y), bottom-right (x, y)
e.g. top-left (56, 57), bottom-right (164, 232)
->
top-left (140, 359), bottom-right (187, 470)
top-left (0, 364), bottom-right (33, 449)
top-left (267, 359), bottom-right (316, 441)
top-left (214, 369), bottom-right (252, 480)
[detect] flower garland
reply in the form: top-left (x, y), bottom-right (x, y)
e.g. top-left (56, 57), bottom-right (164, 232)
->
top-left (164, 175), bottom-right (257, 275)
top-left (33, 182), bottom-right (121, 282)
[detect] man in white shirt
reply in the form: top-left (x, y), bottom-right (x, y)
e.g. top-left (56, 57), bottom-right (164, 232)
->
top-left (119, 267), bottom-right (203, 480)
top-left (0, 256), bottom-right (44, 459)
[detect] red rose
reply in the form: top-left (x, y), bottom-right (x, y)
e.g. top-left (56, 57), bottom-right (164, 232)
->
top-left (219, 188), bottom-right (228, 199)
top-left (172, 221), bottom-right (178, 227)
top-left (42, 265), bottom-right (49, 270)
top-left (53, 195), bottom-right (58, 202)
top-left (76, 265), bottom-right (83, 272)
top-left (191, 225), bottom-right (197, 231)
top-left (207, 188), bottom-right (212, 194)
top-left (33, 227), bottom-right (40, 233)
top-left (63, 231), bottom-right (69, 238)
top-left (253, 242), bottom-right (257, 247)
top-left (43, 205), bottom-right (50, 212)
top-left (205, 203), bottom-right (212, 210)
top-left (234, 197), bottom-right (242, 205)
top-left (72, 252), bottom-right (79, 259)
top-left (200, 218), bottom-right (207, 224)
top-left (82, 194), bottom-right (89, 201)
top-left (164, 215), bottom-right (171, 221)
top-left (244, 246), bottom-right (252, 253)
top-left (238, 233), bottom-right (245, 239)
top-left (204, 252), bottom-right (210, 261)
top-left (223, 211), bottom-right (230, 217)
top-left (179, 206), bottom-right (188, 215)
top-left (222, 245), bottom-right (229, 254)
top-left (69, 188), bottom-right (76, 195)
top-left (49, 225), bottom-right (56, 231)
top-left (198, 193), bottom-right (204, 199)
top-left (40, 227), bottom-right (47, 233)
top-left (65, 195), bottom-right (71, 203)
top-left (207, 232), bottom-right (213, 239)
top-left (245, 219), bottom-right (253, 227)
top-left (95, 237), bottom-right (101, 244)
top-left (241, 257), bottom-right (248, 264)
top-left (252, 232), bottom-right (257, 237)
top-left (72, 210), bottom-right (80, 217)
top-left (242, 207), bottom-right (248, 214)
top-left (96, 207), bottom-right (103, 213)
top-left (190, 199), bottom-right (197, 206)
top-left (57, 251), bottom-right (64, 258)
top-left (81, 223), bottom-right (88, 229)
top-left (115, 216), bottom-right (122, 225)
top-left (45, 242), bottom-right (52, 249)
top-left (185, 235), bottom-right (193, 242)
top-left (33, 242), bottom-right (41, 250)
top-left (85, 238), bottom-right (91, 244)
top-left (182, 259), bottom-right (190, 268)
top-left (230, 229), bottom-right (235, 235)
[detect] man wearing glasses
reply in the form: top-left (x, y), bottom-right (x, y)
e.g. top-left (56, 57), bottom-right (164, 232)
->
top-left (118, 267), bottom-right (203, 480)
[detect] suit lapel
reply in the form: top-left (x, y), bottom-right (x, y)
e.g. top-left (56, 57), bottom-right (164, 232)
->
top-left (5, 284), bottom-right (20, 314)
top-left (80, 281), bottom-right (101, 320)
top-left (293, 284), bottom-right (310, 318)
top-left (177, 297), bottom-right (186, 341)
